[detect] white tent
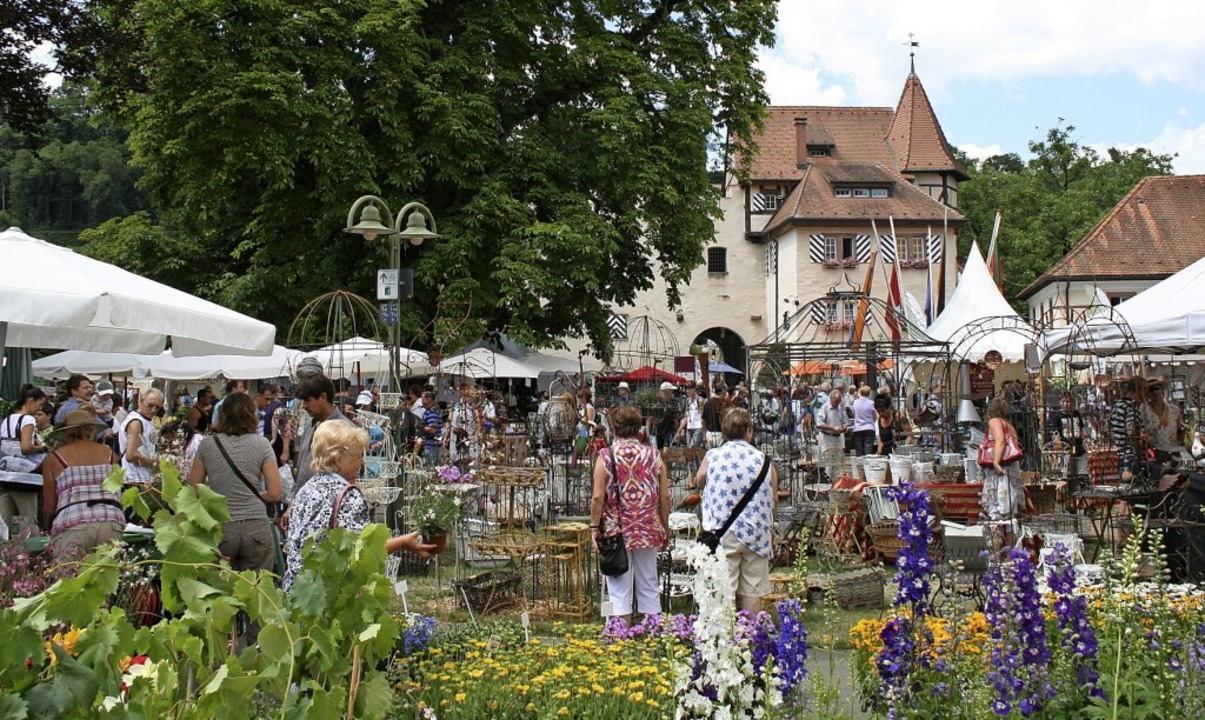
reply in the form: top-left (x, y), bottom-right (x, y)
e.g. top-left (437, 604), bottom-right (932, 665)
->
top-left (437, 347), bottom-right (541, 379)
top-left (308, 337), bottom-right (431, 380)
top-left (32, 349), bottom-right (164, 379)
top-left (925, 243), bottom-right (1034, 362)
top-left (1044, 254), bottom-right (1205, 355)
top-left (0, 227), bottom-right (276, 357)
top-left (140, 345), bottom-right (304, 380)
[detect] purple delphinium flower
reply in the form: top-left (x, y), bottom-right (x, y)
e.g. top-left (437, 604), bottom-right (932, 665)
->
top-left (885, 481), bottom-right (935, 613)
top-left (402, 614), bottom-right (437, 655)
top-left (745, 611), bottom-right (776, 675)
top-left (986, 548), bottom-right (1054, 717)
top-left (775, 599), bottom-right (809, 694)
top-left (1046, 545), bottom-right (1105, 702)
top-left (872, 481), bottom-right (935, 717)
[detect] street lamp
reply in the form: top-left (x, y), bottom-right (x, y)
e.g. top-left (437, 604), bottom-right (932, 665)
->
top-left (345, 195), bottom-right (441, 393)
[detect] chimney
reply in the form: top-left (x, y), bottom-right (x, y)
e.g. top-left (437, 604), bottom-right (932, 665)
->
top-left (794, 117), bottom-right (808, 167)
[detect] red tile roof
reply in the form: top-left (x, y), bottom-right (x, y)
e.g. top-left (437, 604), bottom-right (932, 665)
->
top-left (741, 72), bottom-right (966, 238)
top-left (887, 74), bottom-right (969, 178)
top-left (1020, 175), bottom-right (1205, 298)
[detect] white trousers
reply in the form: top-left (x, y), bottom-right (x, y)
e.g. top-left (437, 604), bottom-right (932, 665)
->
top-left (604, 547), bottom-right (661, 616)
top-left (818, 433), bottom-right (844, 479)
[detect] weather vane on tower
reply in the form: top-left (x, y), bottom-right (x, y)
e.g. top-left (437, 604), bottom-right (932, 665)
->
top-left (904, 32), bottom-right (919, 74)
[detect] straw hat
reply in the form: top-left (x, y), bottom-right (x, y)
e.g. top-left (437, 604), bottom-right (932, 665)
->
top-left (51, 408), bottom-right (106, 438)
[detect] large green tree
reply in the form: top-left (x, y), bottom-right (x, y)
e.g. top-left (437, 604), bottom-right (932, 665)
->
top-left (64, 0), bottom-right (777, 357)
top-left (957, 121), bottom-right (1175, 311)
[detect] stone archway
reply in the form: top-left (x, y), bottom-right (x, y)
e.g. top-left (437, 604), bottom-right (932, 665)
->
top-left (694, 327), bottom-right (747, 373)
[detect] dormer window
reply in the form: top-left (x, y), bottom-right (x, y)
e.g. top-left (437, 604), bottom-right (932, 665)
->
top-left (832, 184), bottom-right (892, 199)
top-left (808, 146), bottom-right (830, 157)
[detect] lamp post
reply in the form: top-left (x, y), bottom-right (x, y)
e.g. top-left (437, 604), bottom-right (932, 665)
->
top-left (345, 195), bottom-right (440, 393)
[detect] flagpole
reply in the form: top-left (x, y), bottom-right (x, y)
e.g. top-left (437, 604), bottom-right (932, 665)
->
top-left (937, 207), bottom-right (948, 315)
top-left (851, 249), bottom-right (877, 353)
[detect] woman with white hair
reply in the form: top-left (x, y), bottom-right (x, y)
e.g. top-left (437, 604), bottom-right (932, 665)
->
top-left (282, 422), bottom-right (434, 592)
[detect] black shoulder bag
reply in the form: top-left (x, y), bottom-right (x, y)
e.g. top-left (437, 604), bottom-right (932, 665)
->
top-left (213, 436), bottom-right (282, 519)
top-left (597, 448), bottom-right (629, 577)
top-left (698, 455), bottom-right (771, 554)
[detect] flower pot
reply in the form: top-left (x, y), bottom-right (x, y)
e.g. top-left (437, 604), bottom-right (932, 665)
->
top-left (423, 532), bottom-right (449, 554)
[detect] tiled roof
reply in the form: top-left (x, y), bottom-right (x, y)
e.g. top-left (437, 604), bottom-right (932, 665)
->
top-left (1020, 175), bottom-right (1205, 298)
top-left (761, 159), bottom-right (964, 237)
top-left (886, 73), bottom-right (969, 179)
top-left (745, 106), bottom-right (896, 180)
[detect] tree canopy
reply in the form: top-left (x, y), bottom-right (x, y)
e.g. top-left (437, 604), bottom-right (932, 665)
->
top-left (956, 121), bottom-right (1176, 311)
top-left (63, 0), bottom-right (778, 357)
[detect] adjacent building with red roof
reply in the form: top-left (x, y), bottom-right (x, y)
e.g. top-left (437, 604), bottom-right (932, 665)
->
top-left (1019, 175), bottom-right (1205, 327)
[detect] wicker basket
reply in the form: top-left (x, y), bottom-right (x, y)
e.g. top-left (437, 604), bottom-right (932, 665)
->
top-left (812, 568), bottom-right (885, 610)
top-left (867, 520), bottom-right (906, 563)
top-left (378, 392), bottom-right (403, 409)
top-left (451, 571), bottom-right (522, 614)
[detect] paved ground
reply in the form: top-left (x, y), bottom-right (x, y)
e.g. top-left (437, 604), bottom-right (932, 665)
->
top-left (800, 648), bottom-right (871, 719)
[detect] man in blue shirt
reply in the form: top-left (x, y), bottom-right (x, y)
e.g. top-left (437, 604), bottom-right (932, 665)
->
top-left (419, 391), bottom-right (445, 463)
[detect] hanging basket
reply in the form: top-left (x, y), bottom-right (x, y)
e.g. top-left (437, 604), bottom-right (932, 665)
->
top-left (378, 392), bottom-right (403, 409)
top-left (356, 410), bottom-right (389, 429)
top-left (363, 486), bottom-right (402, 506)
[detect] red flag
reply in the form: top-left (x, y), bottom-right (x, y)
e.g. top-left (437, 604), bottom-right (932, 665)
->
top-left (886, 262), bottom-right (902, 344)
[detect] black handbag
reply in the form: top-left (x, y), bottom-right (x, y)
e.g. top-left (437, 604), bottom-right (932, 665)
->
top-left (597, 448), bottom-right (629, 577)
top-left (698, 455), bottom-right (771, 553)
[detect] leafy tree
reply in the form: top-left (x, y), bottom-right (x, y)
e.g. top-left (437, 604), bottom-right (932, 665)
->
top-left (0, 0), bottom-right (68, 141)
top-left (61, 0), bottom-right (777, 357)
top-left (957, 121), bottom-right (1175, 312)
top-left (0, 82), bottom-right (149, 239)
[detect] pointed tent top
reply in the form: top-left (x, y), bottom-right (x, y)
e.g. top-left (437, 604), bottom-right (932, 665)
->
top-left (926, 242), bottom-right (1033, 361)
top-left (886, 71), bottom-right (969, 180)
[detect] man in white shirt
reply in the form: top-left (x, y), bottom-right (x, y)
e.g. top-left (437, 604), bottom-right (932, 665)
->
top-left (815, 388), bottom-right (847, 480)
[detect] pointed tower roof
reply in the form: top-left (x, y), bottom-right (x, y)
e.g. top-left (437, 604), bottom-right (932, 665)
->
top-left (886, 72), bottom-right (969, 180)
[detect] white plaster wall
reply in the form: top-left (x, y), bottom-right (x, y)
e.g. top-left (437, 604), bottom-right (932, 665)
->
top-left (549, 186), bottom-right (769, 364)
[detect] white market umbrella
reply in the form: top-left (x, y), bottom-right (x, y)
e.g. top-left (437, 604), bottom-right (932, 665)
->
top-left (437, 347), bottom-right (541, 379)
top-left (140, 345), bottom-right (305, 380)
top-left (310, 337), bottom-right (431, 380)
top-left (0, 227), bottom-right (276, 357)
top-left (32, 349), bottom-right (164, 379)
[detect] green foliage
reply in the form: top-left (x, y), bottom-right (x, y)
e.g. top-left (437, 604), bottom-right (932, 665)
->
top-left (0, 82), bottom-right (149, 240)
top-left (958, 120), bottom-right (1175, 311)
top-left (59, 0), bottom-right (776, 357)
top-left (1, 458), bottom-right (404, 718)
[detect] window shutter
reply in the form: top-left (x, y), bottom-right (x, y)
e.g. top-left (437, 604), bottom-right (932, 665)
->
top-left (928, 234), bottom-right (943, 263)
top-left (608, 314), bottom-right (628, 340)
top-left (809, 235), bottom-right (825, 263)
top-left (855, 234), bottom-right (871, 263)
top-left (880, 234), bottom-right (896, 265)
top-left (812, 300), bottom-right (827, 325)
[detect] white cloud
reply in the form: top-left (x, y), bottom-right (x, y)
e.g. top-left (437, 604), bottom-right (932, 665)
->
top-left (1148, 122), bottom-right (1205, 175)
top-left (959, 143), bottom-right (1005, 162)
top-left (762, 0), bottom-right (1205, 105)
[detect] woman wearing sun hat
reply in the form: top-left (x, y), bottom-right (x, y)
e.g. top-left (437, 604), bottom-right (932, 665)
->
top-left (41, 408), bottom-right (124, 559)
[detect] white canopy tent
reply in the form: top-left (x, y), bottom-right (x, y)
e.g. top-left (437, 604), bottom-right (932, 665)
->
top-left (437, 347), bottom-right (541, 379)
top-left (32, 349), bottom-right (164, 379)
top-left (0, 227), bottom-right (276, 359)
top-left (1044, 254), bottom-right (1205, 356)
top-left (308, 337), bottom-right (431, 381)
top-left (32, 346), bottom-right (306, 381)
top-left (140, 345), bottom-right (304, 380)
top-left (925, 242), bottom-right (1034, 362)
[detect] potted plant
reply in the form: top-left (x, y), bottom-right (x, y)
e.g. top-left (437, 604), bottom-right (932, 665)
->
top-left (410, 489), bottom-right (463, 553)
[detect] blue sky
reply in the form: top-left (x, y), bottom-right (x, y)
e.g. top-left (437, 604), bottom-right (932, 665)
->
top-left (759, 0), bottom-right (1205, 174)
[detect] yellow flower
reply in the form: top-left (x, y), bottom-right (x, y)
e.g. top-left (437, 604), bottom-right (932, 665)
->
top-left (629, 691), bottom-right (645, 703)
top-left (489, 701), bottom-right (498, 711)
top-left (526, 703), bottom-right (536, 712)
top-left (553, 689), bottom-right (571, 701)
top-left (592, 684), bottom-right (606, 694)
top-left (557, 708), bottom-right (570, 717)
top-left (455, 693), bottom-right (466, 703)
top-left (467, 669), bottom-right (485, 679)
top-left (647, 699), bottom-right (661, 709)
top-left (439, 700), bottom-right (449, 708)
